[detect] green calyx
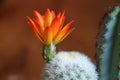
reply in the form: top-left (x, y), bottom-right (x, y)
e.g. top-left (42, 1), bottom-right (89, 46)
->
top-left (42, 43), bottom-right (56, 62)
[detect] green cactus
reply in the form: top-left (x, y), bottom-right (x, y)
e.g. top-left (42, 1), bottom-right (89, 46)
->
top-left (97, 5), bottom-right (120, 80)
top-left (42, 51), bottom-right (98, 80)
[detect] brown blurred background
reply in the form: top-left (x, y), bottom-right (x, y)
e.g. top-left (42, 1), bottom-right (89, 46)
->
top-left (0, 0), bottom-right (119, 80)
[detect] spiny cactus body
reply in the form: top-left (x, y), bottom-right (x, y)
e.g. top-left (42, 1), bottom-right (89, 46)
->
top-left (42, 51), bottom-right (98, 80)
top-left (97, 5), bottom-right (120, 80)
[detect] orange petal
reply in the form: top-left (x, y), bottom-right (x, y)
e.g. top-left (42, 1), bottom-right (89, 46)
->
top-left (32, 28), bottom-right (44, 44)
top-left (51, 10), bottom-right (56, 20)
top-left (33, 19), bottom-right (44, 34)
top-left (27, 16), bottom-right (39, 33)
top-left (34, 10), bottom-right (44, 28)
top-left (61, 20), bottom-right (74, 32)
top-left (26, 16), bottom-right (44, 43)
top-left (51, 17), bottom-right (61, 38)
top-left (59, 11), bottom-right (65, 21)
top-left (43, 26), bottom-right (53, 45)
top-left (44, 9), bottom-right (53, 27)
top-left (27, 16), bottom-right (42, 36)
top-left (59, 27), bottom-right (75, 43)
top-left (53, 20), bottom-right (74, 44)
top-left (52, 11), bottom-right (65, 38)
top-left (59, 11), bottom-right (65, 30)
top-left (53, 30), bottom-right (66, 44)
top-left (57, 12), bottom-right (61, 19)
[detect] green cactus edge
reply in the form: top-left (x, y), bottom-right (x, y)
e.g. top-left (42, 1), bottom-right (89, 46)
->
top-left (97, 5), bottom-right (120, 80)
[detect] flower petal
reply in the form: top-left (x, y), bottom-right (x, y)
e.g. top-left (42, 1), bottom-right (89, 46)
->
top-left (51, 10), bottom-right (56, 20)
top-left (59, 27), bottom-right (75, 43)
top-left (53, 20), bottom-right (74, 44)
top-left (26, 16), bottom-right (44, 43)
top-left (51, 11), bottom-right (65, 38)
top-left (34, 10), bottom-right (44, 28)
top-left (43, 26), bottom-right (53, 45)
top-left (44, 9), bottom-right (53, 27)
top-left (33, 19), bottom-right (44, 34)
top-left (51, 17), bottom-right (61, 38)
top-left (59, 11), bottom-right (65, 30)
top-left (27, 16), bottom-right (39, 34)
top-left (57, 12), bottom-right (61, 18)
top-left (27, 9), bottom-right (75, 45)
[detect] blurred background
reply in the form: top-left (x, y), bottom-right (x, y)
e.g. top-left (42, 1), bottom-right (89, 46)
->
top-left (0, 0), bottom-right (119, 80)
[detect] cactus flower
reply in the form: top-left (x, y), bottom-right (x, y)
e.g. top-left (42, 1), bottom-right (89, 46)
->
top-left (27, 9), bottom-right (75, 45)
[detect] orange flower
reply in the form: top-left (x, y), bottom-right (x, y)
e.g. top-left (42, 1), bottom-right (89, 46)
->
top-left (27, 9), bottom-right (75, 45)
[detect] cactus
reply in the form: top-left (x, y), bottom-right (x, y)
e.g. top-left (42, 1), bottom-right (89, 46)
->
top-left (27, 8), bottom-right (98, 80)
top-left (42, 51), bottom-right (98, 80)
top-left (97, 5), bottom-right (120, 80)
top-left (42, 43), bottom-right (56, 62)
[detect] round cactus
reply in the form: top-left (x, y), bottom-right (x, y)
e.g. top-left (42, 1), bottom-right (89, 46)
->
top-left (41, 51), bottom-right (98, 80)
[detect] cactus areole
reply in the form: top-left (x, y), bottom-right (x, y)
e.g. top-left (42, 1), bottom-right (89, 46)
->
top-left (97, 5), bottom-right (120, 80)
